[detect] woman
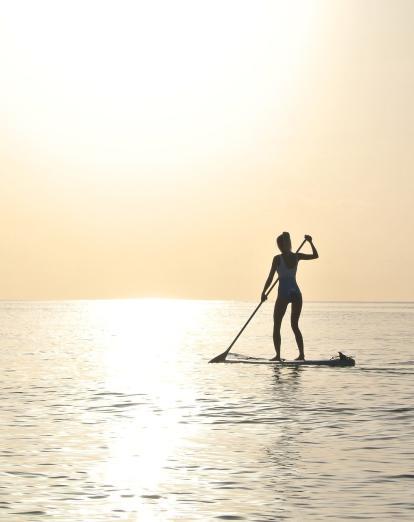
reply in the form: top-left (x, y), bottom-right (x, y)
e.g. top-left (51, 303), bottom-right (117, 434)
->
top-left (261, 232), bottom-right (318, 361)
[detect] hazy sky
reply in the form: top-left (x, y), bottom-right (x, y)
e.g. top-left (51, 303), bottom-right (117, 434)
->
top-left (0, 0), bottom-right (413, 300)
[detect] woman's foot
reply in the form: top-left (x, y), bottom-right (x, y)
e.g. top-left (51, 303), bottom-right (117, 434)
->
top-left (270, 355), bottom-right (282, 361)
top-left (295, 354), bottom-right (305, 361)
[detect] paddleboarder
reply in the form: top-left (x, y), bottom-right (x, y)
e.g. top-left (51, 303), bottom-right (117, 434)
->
top-left (261, 232), bottom-right (318, 361)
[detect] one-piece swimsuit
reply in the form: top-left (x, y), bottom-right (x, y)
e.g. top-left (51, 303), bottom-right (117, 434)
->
top-left (277, 254), bottom-right (302, 302)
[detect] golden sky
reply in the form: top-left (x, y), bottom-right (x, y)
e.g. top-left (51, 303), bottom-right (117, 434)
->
top-left (0, 0), bottom-right (413, 300)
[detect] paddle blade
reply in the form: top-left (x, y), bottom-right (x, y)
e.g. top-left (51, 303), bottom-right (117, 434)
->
top-left (208, 351), bottom-right (228, 363)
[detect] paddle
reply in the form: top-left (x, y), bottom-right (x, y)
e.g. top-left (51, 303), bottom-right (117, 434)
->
top-left (209, 237), bottom-right (307, 363)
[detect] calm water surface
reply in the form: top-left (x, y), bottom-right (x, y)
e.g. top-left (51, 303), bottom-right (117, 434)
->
top-left (0, 300), bottom-right (413, 521)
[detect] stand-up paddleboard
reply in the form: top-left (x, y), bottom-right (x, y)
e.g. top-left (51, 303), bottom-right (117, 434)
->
top-left (225, 352), bottom-right (355, 367)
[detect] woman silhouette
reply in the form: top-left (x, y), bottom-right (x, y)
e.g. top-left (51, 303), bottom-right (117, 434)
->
top-left (261, 232), bottom-right (318, 361)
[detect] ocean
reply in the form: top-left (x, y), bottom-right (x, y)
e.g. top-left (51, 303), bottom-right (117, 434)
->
top-left (0, 300), bottom-right (413, 521)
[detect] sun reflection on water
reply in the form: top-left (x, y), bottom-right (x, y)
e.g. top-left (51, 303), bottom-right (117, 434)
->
top-left (84, 299), bottom-right (206, 519)
top-left (95, 298), bottom-right (205, 384)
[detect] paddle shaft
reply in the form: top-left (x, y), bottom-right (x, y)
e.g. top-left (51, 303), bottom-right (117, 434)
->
top-left (209, 238), bottom-right (307, 363)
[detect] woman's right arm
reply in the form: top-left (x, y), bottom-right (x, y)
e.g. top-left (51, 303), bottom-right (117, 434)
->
top-left (261, 256), bottom-right (278, 302)
top-left (298, 235), bottom-right (319, 260)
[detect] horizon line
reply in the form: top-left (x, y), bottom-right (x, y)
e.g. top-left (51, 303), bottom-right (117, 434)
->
top-left (0, 297), bottom-right (413, 304)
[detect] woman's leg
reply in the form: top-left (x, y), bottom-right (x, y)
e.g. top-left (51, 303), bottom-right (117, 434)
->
top-left (272, 296), bottom-right (289, 360)
top-left (291, 294), bottom-right (304, 359)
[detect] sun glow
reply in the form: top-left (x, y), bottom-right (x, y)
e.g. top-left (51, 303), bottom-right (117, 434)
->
top-left (1, 0), bottom-right (318, 173)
